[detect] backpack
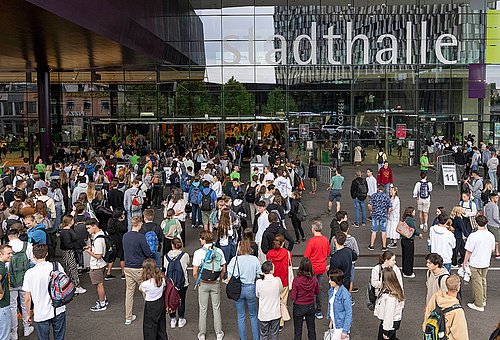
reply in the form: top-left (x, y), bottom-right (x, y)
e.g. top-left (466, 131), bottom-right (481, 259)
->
top-left (378, 153), bottom-right (384, 164)
top-left (245, 184), bottom-right (256, 203)
top-left (357, 179), bottom-right (368, 200)
top-left (424, 303), bottom-right (462, 340)
top-left (420, 181), bottom-right (430, 199)
top-left (201, 247), bottom-right (223, 282)
top-left (130, 189), bottom-right (143, 212)
top-left (86, 164), bottom-right (95, 176)
top-left (165, 252), bottom-right (185, 290)
top-left (261, 194), bottom-right (273, 207)
top-left (189, 186), bottom-right (201, 204)
top-left (297, 201), bottom-right (308, 222)
top-left (9, 242), bottom-right (29, 287)
top-left (181, 173), bottom-right (191, 192)
top-left (366, 264), bottom-right (382, 311)
top-left (94, 234), bottom-right (117, 263)
top-left (145, 231), bottom-right (159, 253)
top-left (201, 189), bottom-right (213, 211)
top-left (48, 262), bottom-right (75, 308)
top-left (163, 276), bottom-right (181, 313)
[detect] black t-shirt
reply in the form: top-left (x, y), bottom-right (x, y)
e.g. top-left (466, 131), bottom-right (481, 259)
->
top-left (329, 247), bottom-right (357, 289)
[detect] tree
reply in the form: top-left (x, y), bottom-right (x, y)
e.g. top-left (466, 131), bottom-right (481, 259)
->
top-left (125, 84), bottom-right (167, 116)
top-left (262, 87), bottom-right (298, 115)
top-left (221, 76), bottom-right (255, 116)
top-left (176, 81), bottom-right (212, 116)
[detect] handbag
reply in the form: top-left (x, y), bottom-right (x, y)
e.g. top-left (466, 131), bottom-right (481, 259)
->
top-left (396, 217), bottom-right (414, 239)
top-left (324, 323), bottom-right (349, 340)
top-left (226, 256), bottom-right (242, 301)
top-left (185, 204), bottom-right (192, 214)
top-left (287, 251), bottom-right (294, 287)
top-left (280, 297), bottom-right (290, 321)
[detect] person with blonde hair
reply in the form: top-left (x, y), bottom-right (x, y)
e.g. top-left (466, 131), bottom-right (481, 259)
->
top-left (386, 186), bottom-right (400, 248)
top-left (374, 267), bottom-right (405, 340)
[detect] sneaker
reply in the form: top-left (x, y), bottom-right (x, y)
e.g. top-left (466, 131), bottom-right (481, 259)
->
top-left (387, 242), bottom-right (397, 249)
top-left (312, 191), bottom-right (316, 194)
top-left (125, 315), bottom-right (137, 325)
top-left (294, 240), bottom-right (300, 244)
top-left (309, 191), bottom-right (314, 194)
top-left (10, 332), bottom-right (18, 340)
top-left (423, 223), bottom-right (428, 233)
top-left (198, 334), bottom-right (206, 340)
top-left (495, 255), bottom-right (500, 260)
top-left (75, 287), bottom-right (87, 294)
top-left (96, 299), bottom-right (109, 306)
top-left (351, 300), bottom-right (356, 306)
top-left (368, 245), bottom-right (374, 251)
top-left (216, 331), bottom-right (224, 340)
top-left (483, 302), bottom-right (487, 307)
top-left (352, 223), bottom-right (359, 228)
top-left (105, 274), bottom-right (115, 280)
top-left (121, 274), bottom-right (126, 280)
top-left (178, 318), bottom-right (187, 328)
top-left (420, 224), bottom-right (424, 229)
top-left (90, 302), bottom-right (107, 312)
top-left (279, 325), bottom-right (284, 332)
top-left (382, 247), bottom-right (388, 252)
top-left (326, 209), bottom-right (332, 215)
top-left (302, 238), bottom-right (306, 242)
top-left (171, 318), bottom-right (177, 328)
top-left (467, 303), bottom-right (484, 312)
top-left (361, 222), bottom-right (366, 227)
top-left (24, 326), bottom-right (35, 337)
top-left (315, 312), bottom-right (323, 319)
top-left (351, 287), bottom-right (359, 293)
top-left (366, 216), bottom-right (372, 221)
top-left (451, 264), bottom-right (459, 269)
top-left (403, 273), bottom-right (415, 278)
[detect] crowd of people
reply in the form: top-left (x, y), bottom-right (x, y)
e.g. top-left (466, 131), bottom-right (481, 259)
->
top-left (0, 135), bottom-right (499, 340)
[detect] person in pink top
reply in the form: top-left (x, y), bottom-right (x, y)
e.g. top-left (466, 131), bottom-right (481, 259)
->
top-left (303, 220), bottom-right (330, 319)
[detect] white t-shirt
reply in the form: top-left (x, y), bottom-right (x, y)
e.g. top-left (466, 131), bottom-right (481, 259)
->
top-left (192, 243), bottom-right (226, 268)
top-left (366, 176), bottom-right (377, 196)
top-left (329, 287), bottom-right (338, 325)
top-left (8, 239), bottom-right (36, 266)
top-left (141, 278), bottom-right (166, 301)
top-left (264, 172), bottom-right (275, 183)
top-left (212, 181), bottom-right (223, 198)
top-left (167, 199), bottom-right (186, 222)
top-left (22, 261), bottom-right (66, 322)
top-left (465, 229), bottom-right (496, 268)
top-left (90, 231), bottom-right (107, 269)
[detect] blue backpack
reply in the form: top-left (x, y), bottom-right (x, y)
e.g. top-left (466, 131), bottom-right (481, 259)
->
top-left (189, 186), bottom-right (201, 204)
top-left (165, 252), bottom-right (185, 290)
top-left (145, 231), bottom-right (159, 253)
top-left (86, 164), bottom-right (95, 176)
top-left (181, 173), bottom-right (191, 192)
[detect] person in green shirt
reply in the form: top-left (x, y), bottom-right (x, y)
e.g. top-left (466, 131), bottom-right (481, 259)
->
top-left (326, 167), bottom-right (344, 215)
top-left (35, 158), bottom-right (46, 178)
top-left (130, 153), bottom-right (140, 168)
top-left (420, 150), bottom-right (433, 173)
top-left (0, 243), bottom-right (13, 335)
top-left (230, 164), bottom-right (241, 181)
top-left (387, 135), bottom-right (393, 155)
top-left (0, 159), bottom-right (8, 175)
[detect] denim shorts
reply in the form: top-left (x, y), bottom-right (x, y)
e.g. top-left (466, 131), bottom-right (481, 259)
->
top-left (371, 218), bottom-right (387, 232)
top-left (329, 189), bottom-right (342, 202)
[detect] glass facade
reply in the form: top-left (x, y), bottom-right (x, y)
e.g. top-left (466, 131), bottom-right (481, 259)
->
top-left (2, 0), bottom-right (500, 163)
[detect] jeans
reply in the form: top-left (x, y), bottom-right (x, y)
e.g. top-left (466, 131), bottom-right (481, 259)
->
top-left (293, 303), bottom-right (316, 340)
top-left (234, 284), bottom-right (260, 340)
top-left (54, 204), bottom-right (63, 231)
top-left (489, 169), bottom-right (498, 190)
top-left (315, 273), bottom-right (325, 314)
top-left (473, 197), bottom-right (483, 211)
top-left (126, 210), bottom-right (142, 232)
top-left (220, 244), bottom-right (235, 279)
top-left (353, 198), bottom-right (366, 225)
top-left (152, 251), bottom-right (162, 269)
top-left (383, 184), bottom-right (390, 196)
top-left (10, 287), bottom-right (29, 336)
top-left (191, 204), bottom-right (202, 227)
top-left (35, 312), bottom-right (66, 340)
top-left (198, 282), bottom-right (222, 337)
top-left (0, 306), bottom-right (11, 340)
top-left (443, 263), bottom-right (452, 273)
top-left (259, 318), bottom-right (280, 340)
top-left (143, 297), bottom-right (168, 340)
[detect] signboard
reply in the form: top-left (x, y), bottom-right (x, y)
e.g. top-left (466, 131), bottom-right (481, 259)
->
top-left (495, 123), bottom-right (500, 138)
top-left (306, 141), bottom-right (313, 150)
top-left (201, 162), bottom-right (208, 171)
top-left (396, 124), bottom-right (406, 138)
top-left (442, 164), bottom-right (458, 187)
top-left (299, 124), bottom-right (309, 140)
top-left (250, 163), bottom-right (265, 176)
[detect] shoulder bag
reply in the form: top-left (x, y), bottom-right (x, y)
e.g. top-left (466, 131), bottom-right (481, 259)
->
top-left (396, 217), bottom-right (414, 239)
top-left (226, 256), bottom-right (241, 301)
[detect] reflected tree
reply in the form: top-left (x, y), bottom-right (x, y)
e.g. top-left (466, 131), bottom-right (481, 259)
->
top-left (262, 87), bottom-right (298, 115)
top-left (125, 84), bottom-right (167, 116)
top-left (176, 81), bottom-right (212, 116)
top-left (221, 76), bottom-right (255, 116)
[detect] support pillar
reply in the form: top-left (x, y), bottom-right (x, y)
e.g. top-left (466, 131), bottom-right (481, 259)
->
top-left (36, 67), bottom-right (52, 161)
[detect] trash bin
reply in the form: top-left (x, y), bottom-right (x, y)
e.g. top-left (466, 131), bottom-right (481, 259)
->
top-left (322, 150), bottom-right (330, 163)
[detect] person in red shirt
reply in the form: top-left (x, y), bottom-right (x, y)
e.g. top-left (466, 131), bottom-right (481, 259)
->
top-left (377, 161), bottom-right (393, 196)
top-left (303, 220), bottom-right (330, 319)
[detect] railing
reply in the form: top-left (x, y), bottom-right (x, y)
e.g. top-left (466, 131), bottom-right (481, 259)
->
top-left (434, 150), bottom-right (456, 186)
top-left (317, 165), bottom-right (332, 183)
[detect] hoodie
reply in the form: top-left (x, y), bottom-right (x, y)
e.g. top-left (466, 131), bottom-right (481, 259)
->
top-left (425, 267), bottom-right (449, 305)
top-left (27, 224), bottom-right (46, 244)
top-left (261, 222), bottom-right (294, 254)
top-left (484, 201), bottom-right (500, 229)
top-left (429, 225), bottom-right (456, 264)
top-left (72, 182), bottom-right (88, 203)
top-left (423, 290), bottom-right (469, 340)
top-left (468, 176), bottom-right (483, 199)
top-left (290, 274), bottom-right (320, 305)
top-left (266, 248), bottom-right (291, 287)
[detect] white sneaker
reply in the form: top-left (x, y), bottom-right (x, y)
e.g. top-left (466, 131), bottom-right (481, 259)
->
top-left (483, 302), bottom-right (486, 307)
top-left (125, 315), bottom-right (137, 325)
top-left (24, 326), bottom-right (35, 337)
top-left (467, 303), bottom-right (484, 312)
top-left (10, 332), bottom-right (18, 340)
top-left (420, 224), bottom-right (424, 229)
top-left (423, 223), bottom-right (428, 232)
top-left (170, 318), bottom-right (177, 328)
top-left (197, 334), bottom-right (206, 340)
top-left (75, 287), bottom-right (87, 294)
top-left (178, 318), bottom-right (187, 328)
top-left (403, 273), bottom-right (415, 278)
top-left (216, 331), bottom-right (224, 340)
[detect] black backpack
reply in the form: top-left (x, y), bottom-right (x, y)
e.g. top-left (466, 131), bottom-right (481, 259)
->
top-left (201, 189), bottom-right (213, 211)
top-left (378, 153), bottom-right (384, 164)
top-left (245, 184), bottom-right (256, 203)
top-left (94, 234), bottom-right (118, 263)
top-left (357, 179), bottom-right (368, 201)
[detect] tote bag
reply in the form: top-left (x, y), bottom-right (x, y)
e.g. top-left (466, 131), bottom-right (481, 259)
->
top-left (226, 256), bottom-right (241, 301)
top-left (396, 217), bottom-right (414, 239)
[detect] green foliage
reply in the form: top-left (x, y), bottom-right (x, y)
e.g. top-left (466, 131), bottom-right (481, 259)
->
top-left (176, 81), bottom-right (212, 116)
top-left (125, 84), bottom-right (167, 116)
top-left (262, 87), bottom-right (298, 115)
top-left (221, 76), bottom-right (255, 116)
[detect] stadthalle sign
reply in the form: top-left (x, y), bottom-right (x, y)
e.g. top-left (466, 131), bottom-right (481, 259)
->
top-left (223, 21), bottom-right (458, 65)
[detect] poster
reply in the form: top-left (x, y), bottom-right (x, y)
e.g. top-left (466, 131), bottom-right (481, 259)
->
top-left (442, 164), bottom-right (458, 186)
top-left (396, 124), bottom-right (406, 138)
top-left (299, 124), bottom-right (309, 140)
top-left (495, 123), bottom-right (500, 138)
top-left (306, 141), bottom-right (313, 150)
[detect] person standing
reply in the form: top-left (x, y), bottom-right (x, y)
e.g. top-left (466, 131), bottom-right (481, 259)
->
top-left (84, 219), bottom-right (108, 312)
top-left (308, 159), bottom-right (317, 194)
top-left (376, 148), bottom-right (387, 172)
top-left (140, 209), bottom-right (164, 269)
top-left (329, 232), bottom-right (358, 290)
top-left (399, 207), bottom-right (423, 278)
top-left (462, 215), bottom-right (496, 312)
top-left (487, 152), bottom-right (499, 190)
top-left (198, 180), bottom-right (217, 231)
top-left (386, 186), bottom-right (400, 248)
top-left (453, 147), bottom-right (467, 182)
top-left (429, 214), bottom-right (456, 272)
top-left (366, 169), bottom-right (378, 221)
top-left (483, 192), bottom-right (500, 260)
top-left (303, 221), bottom-right (330, 319)
top-left (256, 260), bottom-right (283, 340)
top-left (327, 269), bottom-right (353, 340)
top-left (350, 170), bottom-right (367, 228)
top-left (289, 191), bottom-right (306, 243)
top-left (123, 215), bottom-right (152, 325)
top-left (424, 253), bottom-right (449, 305)
top-left (165, 238), bottom-right (189, 329)
top-left (468, 170), bottom-right (484, 213)
top-left (370, 251), bottom-right (404, 296)
top-left (139, 258), bottom-right (167, 340)
top-left (413, 172), bottom-right (433, 232)
top-left (290, 257), bottom-right (320, 340)
top-left (326, 168), bottom-right (344, 216)
top-left (0, 244), bottom-right (13, 340)
top-left (354, 144), bottom-right (363, 167)
top-left (377, 161), bottom-right (393, 197)
top-left (368, 184), bottom-right (393, 251)
top-left (420, 150), bottom-right (434, 174)
top-left (124, 180), bottom-right (143, 232)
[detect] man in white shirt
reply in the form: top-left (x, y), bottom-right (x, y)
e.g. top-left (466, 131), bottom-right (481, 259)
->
top-left (23, 244), bottom-right (66, 340)
top-left (462, 215), bottom-right (496, 312)
top-left (413, 172), bottom-right (433, 232)
top-left (7, 229), bottom-right (35, 339)
top-left (274, 170), bottom-right (292, 198)
top-left (263, 166), bottom-right (274, 184)
top-left (254, 201), bottom-right (270, 244)
top-left (365, 169), bottom-right (377, 221)
top-left (84, 219), bottom-right (108, 312)
top-left (429, 214), bottom-right (456, 272)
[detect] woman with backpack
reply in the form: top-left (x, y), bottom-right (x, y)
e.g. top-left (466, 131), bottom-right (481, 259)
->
top-left (59, 215), bottom-right (87, 294)
top-left (227, 238), bottom-right (262, 340)
top-left (376, 148), bottom-right (387, 172)
top-left (166, 188), bottom-right (186, 246)
top-left (165, 238), bottom-right (189, 329)
top-left (449, 205), bottom-right (469, 267)
top-left (373, 267), bottom-right (405, 340)
top-left (308, 159), bottom-right (317, 194)
top-left (289, 190), bottom-right (305, 244)
top-left (139, 258), bottom-right (168, 340)
top-left (399, 206), bottom-right (423, 278)
top-left (459, 192), bottom-right (477, 234)
top-left (370, 251), bottom-right (403, 297)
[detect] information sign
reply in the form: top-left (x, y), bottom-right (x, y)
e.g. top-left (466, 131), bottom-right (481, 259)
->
top-left (396, 124), bottom-right (406, 138)
top-left (442, 164), bottom-right (458, 187)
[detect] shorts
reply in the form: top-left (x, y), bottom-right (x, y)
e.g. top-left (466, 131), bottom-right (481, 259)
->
top-left (371, 218), bottom-right (387, 233)
top-left (329, 189), bottom-right (342, 202)
top-left (488, 225), bottom-right (500, 243)
top-left (417, 199), bottom-right (431, 213)
top-left (89, 266), bottom-right (106, 285)
top-left (202, 210), bottom-right (212, 226)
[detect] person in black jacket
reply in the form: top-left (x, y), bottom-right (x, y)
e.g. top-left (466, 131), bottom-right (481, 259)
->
top-left (329, 231), bottom-right (358, 289)
top-left (350, 170), bottom-right (367, 228)
top-left (59, 215), bottom-right (87, 294)
top-left (108, 179), bottom-right (125, 211)
top-left (330, 210), bottom-right (348, 241)
top-left (106, 208), bottom-right (127, 279)
top-left (261, 212), bottom-right (294, 254)
top-left (139, 209), bottom-right (164, 269)
top-left (289, 190), bottom-right (305, 244)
